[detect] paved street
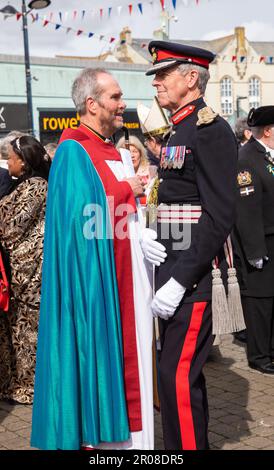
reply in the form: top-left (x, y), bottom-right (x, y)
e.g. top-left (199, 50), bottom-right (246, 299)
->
top-left (1, 334), bottom-right (274, 450)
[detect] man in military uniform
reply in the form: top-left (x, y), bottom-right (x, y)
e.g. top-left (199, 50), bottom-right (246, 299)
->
top-left (140, 41), bottom-right (238, 450)
top-left (233, 106), bottom-right (274, 374)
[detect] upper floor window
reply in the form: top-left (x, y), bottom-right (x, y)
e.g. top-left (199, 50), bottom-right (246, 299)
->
top-left (220, 77), bottom-right (233, 115)
top-left (249, 77), bottom-right (260, 109)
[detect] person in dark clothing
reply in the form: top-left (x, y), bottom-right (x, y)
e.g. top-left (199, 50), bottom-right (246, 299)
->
top-left (140, 41), bottom-right (240, 450)
top-left (233, 106), bottom-right (274, 374)
top-left (0, 167), bottom-right (13, 199)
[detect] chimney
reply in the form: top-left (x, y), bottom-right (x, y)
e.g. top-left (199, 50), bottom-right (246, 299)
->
top-left (235, 26), bottom-right (246, 55)
top-left (234, 27), bottom-right (247, 79)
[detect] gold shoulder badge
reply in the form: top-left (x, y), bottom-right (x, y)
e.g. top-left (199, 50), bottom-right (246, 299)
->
top-left (151, 48), bottom-right (157, 64)
top-left (237, 171), bottom-right (252, 186)
top-left (196, 107), bottom-right (218, 126)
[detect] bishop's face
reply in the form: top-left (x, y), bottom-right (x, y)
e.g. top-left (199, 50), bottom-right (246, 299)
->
top-left (95, 73), bottom-right (126, 137)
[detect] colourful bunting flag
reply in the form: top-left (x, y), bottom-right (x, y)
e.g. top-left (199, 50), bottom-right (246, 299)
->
top-left (82, 10), bottom-right (85, 20)
top-left (108, 7), bottom-right (112, 17)
top-left (129, 4), bottom-right (133, 15)
top-left (259, 56), bottom-right (265, 63)
top-left (117, 6), bottom-right (122, 15)
top-left (240, 56), bottom-right (246, 62)
top-left (232, 55), bottom-right (236, 62)
top-left (43, 20), bottom-right (49, 27)
top-left (88, 32), bottom-right (94, 38)
top-left (138, 3), bottom-right (143, 14)
top-left (77, 30), bottom-right (83, 36)
top-left (160, 0), bottom-right (165, 10)
top-left (16, 13), bottom-right (22, 20)
top-left (110, 37), bottom-right (116, 43)
top-left (66, 27), bottom-right (72, 34)
top-left (100, 8), bottom-right (103, 18)
top-left (172, 0), bottom-right (177, 9)
top-left (73, 10), bottom-right (77, 20)
top-left (55, 24), bottom-right (61, 30)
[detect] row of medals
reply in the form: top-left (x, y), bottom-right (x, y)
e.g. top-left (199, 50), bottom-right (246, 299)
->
top-left (160, 145), bottom-right (186, 170)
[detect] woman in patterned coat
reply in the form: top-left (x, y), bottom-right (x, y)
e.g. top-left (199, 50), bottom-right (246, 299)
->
top-left (0, 135), bottom-right (51, 404)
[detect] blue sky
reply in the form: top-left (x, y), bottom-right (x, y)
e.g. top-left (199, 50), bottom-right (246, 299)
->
top-left (1, 0), bottom-right (274, 57)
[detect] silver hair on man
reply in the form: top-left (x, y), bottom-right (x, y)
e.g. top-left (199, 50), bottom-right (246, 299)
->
top-left (177, 64), bottom-right (210, 95)
top-left (71, 68), bottom-right (112, 116)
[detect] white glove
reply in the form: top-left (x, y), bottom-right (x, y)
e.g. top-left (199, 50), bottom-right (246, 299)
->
top-left (140, 228), bottom-right (167, 266)
top-left (248, 256), bottom-right (268, 269)
top-left (151, 277), bottom-right (186, 320)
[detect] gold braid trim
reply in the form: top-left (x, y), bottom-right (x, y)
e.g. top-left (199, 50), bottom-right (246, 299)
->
top-left (146, 177), bottom-right (160, 226)
top-left (196, 107), bottom-right (218, 126)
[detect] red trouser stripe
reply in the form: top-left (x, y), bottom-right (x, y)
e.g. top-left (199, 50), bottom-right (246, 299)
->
top-left (175, 302), bottom-right (207, 450)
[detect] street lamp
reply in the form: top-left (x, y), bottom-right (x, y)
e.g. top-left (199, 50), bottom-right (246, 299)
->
top-left (236, 96), bottom-right (248, 118)
top-left (4, 0), bottom-right (51, 135)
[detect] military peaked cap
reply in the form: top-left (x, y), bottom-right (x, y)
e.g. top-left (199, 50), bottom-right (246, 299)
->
top-left (146, 40), bottom-right (215, 76)
top-left (247, 106), bottom-right (274, 127)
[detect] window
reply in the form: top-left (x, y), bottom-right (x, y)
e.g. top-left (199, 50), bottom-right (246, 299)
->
top-left (220, 77), bottom-right (233, 115)
top-left (249, 77), bottom-right (260, 109)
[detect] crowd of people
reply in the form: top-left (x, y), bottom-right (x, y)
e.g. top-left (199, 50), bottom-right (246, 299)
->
top-left (0, 39), bottom-right (274, 451)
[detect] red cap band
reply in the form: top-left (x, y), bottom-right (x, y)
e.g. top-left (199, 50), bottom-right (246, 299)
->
top-left (156, 49), bottom-right (210, 68)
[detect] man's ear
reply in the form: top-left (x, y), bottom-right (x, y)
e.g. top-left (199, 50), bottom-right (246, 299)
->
top-left (264, 126), bottom-right (272, 138)
top-left (187, 69), bottom-right (199, 90)
top-left (86, 96), bottom-right (97, 114)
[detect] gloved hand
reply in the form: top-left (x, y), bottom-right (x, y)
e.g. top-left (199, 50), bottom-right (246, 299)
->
top-left (248, 256), bottom-right (269, 269)
top-left (151, 277), bottom-right (186, 320)
top-left (140, 228), bottom-right (167, 266)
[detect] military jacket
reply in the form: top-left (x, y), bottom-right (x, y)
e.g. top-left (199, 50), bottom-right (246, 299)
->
top-left (155, 97), bottom-right (238, 302)
top-left (233, 137), bottom-right (274, 296)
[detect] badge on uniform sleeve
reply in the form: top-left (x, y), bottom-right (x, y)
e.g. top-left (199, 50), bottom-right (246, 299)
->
top-left (237, 171), bottom-right (252, 186)
top-left (240, 186), bottom-right (255, 197)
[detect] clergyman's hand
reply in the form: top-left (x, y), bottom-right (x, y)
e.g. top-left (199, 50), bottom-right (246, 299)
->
top-left (125, 176), bottom-right (145, 198)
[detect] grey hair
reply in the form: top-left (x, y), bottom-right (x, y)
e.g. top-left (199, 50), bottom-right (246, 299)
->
top-left (235, 117), bottom-right (251, 144)
top-left (177, 63), bottom-right (210, 95)
top-left (251, 126), bottom-right (266, 139)
top-left (0, 130), bottom-right (26, 160)
top-left (71, 68), bottom-right (112, 116)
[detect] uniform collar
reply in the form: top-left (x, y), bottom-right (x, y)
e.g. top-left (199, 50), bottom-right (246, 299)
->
top-left (171, 97), bottom-right (205, 125)
top-left (255, 137), bottom-right (274, 159)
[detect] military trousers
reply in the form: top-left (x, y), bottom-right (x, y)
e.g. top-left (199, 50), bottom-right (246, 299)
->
top-left (242, 296), bottom-right (274, 366)
top-left (158, 301), bottom-right (213, 450)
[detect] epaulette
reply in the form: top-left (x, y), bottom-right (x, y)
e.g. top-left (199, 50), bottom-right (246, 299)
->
top-left (196, 107), bottom-right (218, 126)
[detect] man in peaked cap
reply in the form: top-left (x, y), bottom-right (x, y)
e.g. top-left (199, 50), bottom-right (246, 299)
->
top-left (140, 41), bottom-right (240, 450)
top-left (233, 105), bottom-right (274, 374)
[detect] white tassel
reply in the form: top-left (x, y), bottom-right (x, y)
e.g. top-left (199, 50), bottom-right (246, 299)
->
top-left (227, 267), bottom-right (246, 332)
top-left (212, 268), bottom-right (232, 335)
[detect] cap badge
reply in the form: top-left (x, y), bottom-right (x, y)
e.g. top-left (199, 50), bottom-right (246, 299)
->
top-left (151, 48), bottom-right (157, 64)
top-left (237, 171), bottom-right (252, 186)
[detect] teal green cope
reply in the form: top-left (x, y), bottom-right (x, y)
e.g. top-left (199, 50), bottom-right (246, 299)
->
top-left (31, 140), bottom-right (129, 449)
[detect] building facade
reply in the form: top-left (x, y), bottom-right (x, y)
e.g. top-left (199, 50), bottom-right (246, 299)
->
top-left (1, 26), bottom-right (274, 142)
